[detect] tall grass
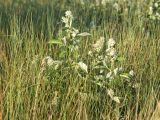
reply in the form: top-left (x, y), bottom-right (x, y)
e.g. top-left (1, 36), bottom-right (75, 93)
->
top-left (0, 0), bottom-right (160, 120)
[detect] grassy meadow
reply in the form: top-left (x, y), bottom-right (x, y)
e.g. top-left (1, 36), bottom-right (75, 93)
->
top-left (0, 0), bottom-right (160, 120)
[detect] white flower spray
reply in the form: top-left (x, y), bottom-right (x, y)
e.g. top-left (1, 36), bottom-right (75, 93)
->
top-left (90, 37), bottom-right (135, 103)
top-left (148, 0), bottom-right (160, 20)
top-left (45, 11), bottom-right (136, 105)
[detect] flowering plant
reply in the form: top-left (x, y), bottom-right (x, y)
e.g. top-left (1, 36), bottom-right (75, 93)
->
top-left (148, 0), bottom-right (160, 20)
top-left (43, 11), bottom-right (136, 104)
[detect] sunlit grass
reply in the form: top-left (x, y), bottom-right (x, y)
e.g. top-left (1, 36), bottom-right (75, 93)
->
top-left (0, 0), bottom-right (160, 120)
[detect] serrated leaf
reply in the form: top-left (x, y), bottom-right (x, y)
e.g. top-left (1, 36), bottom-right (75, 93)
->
top-left (77, 32), bottom-right (91, 37)
top-left (48, 39), bottom-right (63, 45)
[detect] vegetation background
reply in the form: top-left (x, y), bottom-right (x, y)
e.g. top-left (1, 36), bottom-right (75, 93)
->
top-left (0, 0), bottom-right (160, 120)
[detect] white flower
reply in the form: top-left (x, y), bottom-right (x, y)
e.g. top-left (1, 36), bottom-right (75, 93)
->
top-left (41, 56), bottom-right (62, 68)
top-left (78, 61), bottom-right (88, 73)
top-left (62, 17), bottom-right (70, 28)
top-left (110, 48), bottom-right (116, 57)
top-left (65, 10), bottom-right (72, 18)
top-left (108, 38), bottom-right (116, 48)
top-left (72, 32), bottom-right (77, 38)
top-left (94, 75), bottom-right (104, 80)
top-left (73, 28), bottom-right (79, 33)
top-left (129, 70), bottom-right (134, 76)
top-left (113, 3), bottom-right (119, 11)
top-left (113, 96), bottom-right (120, 103)
top-left (88, 51), bottom-right (93, 56)
top-left (62, 17), bottom-right (68, 24)
top-left (62, 11), bottom-right (73, 28)
top-left (108, 89), bottom-right (120, 103)
top-left (41, 56), bottom-right (55, 67)
top-left (132, 83), bottom-right (140, 89)
top-left (92, 37), bottom-right (105, 52)
top-left (107, 89), bottom-right (114, 98)
top-left (71, 28), bottom-right (79, 38)
top-left (45, 56), bottom-right (54, 66)
top-left (100, 69), bottom-right (104, 74)
top-left (154, 3), bottom-right (158, 8)
top-left (106, 48), bottom-right (116, 57)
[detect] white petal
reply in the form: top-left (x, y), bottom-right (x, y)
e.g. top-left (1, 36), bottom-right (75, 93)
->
top-left (107, 89), bottom-right (114, 98)
top-left (113, 96), bottom-right (120, 103)
top-left (44, 56), bottom-right (53, 66)
top-left (129, 70), bottom-right (134, 76)
top-left (92, 37), bottom-right (104, 52)
top-left (65, 11), bottom-right (72, 17)
top-left (108, 38), bottom-right (116, 48)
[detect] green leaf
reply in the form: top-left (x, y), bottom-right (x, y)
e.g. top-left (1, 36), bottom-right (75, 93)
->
top-left (120, 73), bottom-right (130, 79)
top-left (48, 39), bottom-right (63, 45)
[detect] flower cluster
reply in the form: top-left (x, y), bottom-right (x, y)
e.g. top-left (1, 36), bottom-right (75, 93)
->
top-left (62, 11), bottom-right (79, 46)
top-left (61, 11), bottom-right (90, 52)
top-left (92, 37), bottom-right (105, 52)
top-left (148, 0), bottom-right (160, 20)
top-left (89, 37), bottom-right (135, 103)
top-left (106, 38), bottom-right (117, 61)
top-left (44, 11), bottom-right (90, 74)
top-left (62, 11), bottom-right (73, 28)
top-left (42, 11), bottom-right (136, 104)
top-left (41, 56), bottom-right (62, 70)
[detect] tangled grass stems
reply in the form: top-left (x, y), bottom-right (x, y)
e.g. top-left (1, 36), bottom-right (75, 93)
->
top-left (0, 0), bottom-right (160, 120)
